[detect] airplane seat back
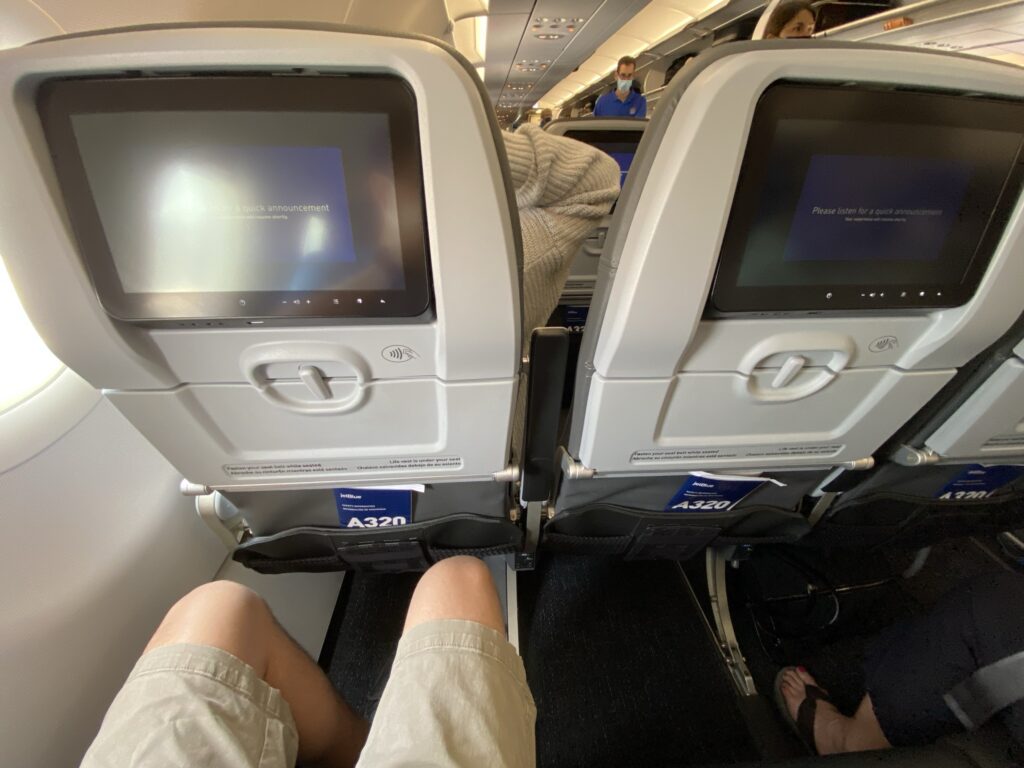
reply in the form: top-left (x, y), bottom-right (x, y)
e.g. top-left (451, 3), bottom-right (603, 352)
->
top-left (0, 23), bottom-right (525, 572)
top-left (807, 311), bottom-right (1024, 551)
top-left (919, 327), bottom-right (1024, 464)
top-left (543, 41), bottom-right (1024, 561)
top-left (543, 117), bottom-right (647, 305)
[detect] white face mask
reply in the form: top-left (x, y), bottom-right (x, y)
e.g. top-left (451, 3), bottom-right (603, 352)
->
top-left (616, 78), bottom-right (633, 92)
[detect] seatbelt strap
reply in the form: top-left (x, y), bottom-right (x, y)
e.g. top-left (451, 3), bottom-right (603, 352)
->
top-left (944, 650), bottom-right (1024, 729)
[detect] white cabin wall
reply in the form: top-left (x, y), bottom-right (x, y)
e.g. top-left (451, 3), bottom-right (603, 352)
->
top-left (0, 369), bottom-right (345, 768)
top-left (0, 398), bottom-right (227, 768)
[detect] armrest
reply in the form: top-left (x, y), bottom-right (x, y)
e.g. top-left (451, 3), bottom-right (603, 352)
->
top-left (520, 327), bottom-right (570, 504)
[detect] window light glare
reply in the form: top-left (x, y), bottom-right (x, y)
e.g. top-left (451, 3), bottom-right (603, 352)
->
top-left (452, 15), bottom-right (486, 66)
top-left (0, 257), bottom-right (63, 412)
top-left (475, 15), bottom-right (488, 61)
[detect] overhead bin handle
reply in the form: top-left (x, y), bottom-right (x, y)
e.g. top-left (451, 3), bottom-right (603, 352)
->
top-left (240, 342), bottom-right (369, 415)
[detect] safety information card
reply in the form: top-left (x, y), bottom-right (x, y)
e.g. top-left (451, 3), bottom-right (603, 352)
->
top-left (334, 484), bottom-right (425, 528)
top-left (665, 471), bottom-right (784, 512)
top-left (935, 465), bottom-right (1024, 501)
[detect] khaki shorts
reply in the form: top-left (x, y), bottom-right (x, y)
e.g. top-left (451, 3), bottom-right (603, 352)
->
top-left (81, 619), bottom-right (536, 768)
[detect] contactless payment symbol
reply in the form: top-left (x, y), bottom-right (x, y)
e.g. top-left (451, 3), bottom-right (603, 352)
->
top-left (382, 345), bottom-right (418, 363)
top-left (869, 336), bottom-right (898, 353)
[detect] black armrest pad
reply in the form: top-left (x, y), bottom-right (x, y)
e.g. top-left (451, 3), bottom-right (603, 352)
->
top-left (521, 328), bottom-right (570, 502)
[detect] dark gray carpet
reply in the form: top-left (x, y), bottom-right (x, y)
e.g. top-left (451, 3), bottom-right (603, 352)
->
top-left (518, 556), bottom-right (760, 767)
top-left (321, 572), bottom-right (418, 720)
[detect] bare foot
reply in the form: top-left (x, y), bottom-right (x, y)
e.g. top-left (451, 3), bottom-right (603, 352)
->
top-left (779, 667), bottom-right (845, 754)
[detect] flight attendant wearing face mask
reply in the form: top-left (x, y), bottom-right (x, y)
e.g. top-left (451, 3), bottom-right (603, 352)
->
top-left (593, 55), bottom-right (647, 118)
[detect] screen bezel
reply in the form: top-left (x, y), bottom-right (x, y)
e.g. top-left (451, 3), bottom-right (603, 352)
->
top-left (37, 75), bottom-right (433, 324)
top-left (708, 83), bottom-right (1024, 316)
top-left (563, 129), bottom-right (644, 146)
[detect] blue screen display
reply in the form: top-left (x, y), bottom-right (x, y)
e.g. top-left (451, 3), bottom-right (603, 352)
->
top-left (199, 145), bottom-right (356, 262)
top-left (141, 144), bottom-right (356, 292)
top-left (783, 154), bottom-right (971, 263)
top-left (72, 110), bottom-right (407, 295)
top-left (606, 151), bottom-right (635, 187)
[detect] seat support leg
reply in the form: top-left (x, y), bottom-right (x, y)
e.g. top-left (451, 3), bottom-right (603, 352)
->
top-left (706, 548), bottom-right (757, 697)
top-left (483, 555), bottom-right (520, 651)
top-left (902, 546), bottom-right (932, 579)
top-left (514, 500), bottom-right (543, 571)
top-left (504, 559), bottom-right (521, 653)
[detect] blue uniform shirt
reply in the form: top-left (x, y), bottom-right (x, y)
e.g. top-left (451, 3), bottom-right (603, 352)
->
top-left (593, 88), bottom-right (647, 118)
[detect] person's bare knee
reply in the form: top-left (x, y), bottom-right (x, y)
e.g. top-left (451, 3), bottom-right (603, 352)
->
top-left (404, 556), bottom-right (505, 634)
top-left (141, 581), bottom-right (368, 768)
top-left (146, 581), bottom-right (275, 675)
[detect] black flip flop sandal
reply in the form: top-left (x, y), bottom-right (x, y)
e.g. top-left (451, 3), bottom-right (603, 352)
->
top-left (773, 667), bottom-right (831, 755)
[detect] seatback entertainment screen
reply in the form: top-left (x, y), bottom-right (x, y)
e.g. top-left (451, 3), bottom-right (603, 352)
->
top-left (594, 143), bottom-right (636, 187)
top-left (710, 83), bottom-right (1024, 314)
top-left (39, 75), bottom-right (431, 325)
top-left (564, 129), bottom-right (643, 188)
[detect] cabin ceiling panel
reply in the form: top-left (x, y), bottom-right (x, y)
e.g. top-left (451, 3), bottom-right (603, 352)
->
top-left (490, 0), bottom-right (654, 113)
top-left (27, 0), bottom-right (450, 37)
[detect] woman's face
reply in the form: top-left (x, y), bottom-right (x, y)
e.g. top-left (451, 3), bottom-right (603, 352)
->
top-left (779, 9), bottom-right (815, 38)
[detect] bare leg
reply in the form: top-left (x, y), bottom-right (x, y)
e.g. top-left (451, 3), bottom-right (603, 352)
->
top-left (780, 667), bottom-right (892, 755)
top-left (403, 556), bottom-right (506, 633)
top-left (146, 581), bottom-right (368, 768)
top-left (349, 557), bottom-right (530, 768)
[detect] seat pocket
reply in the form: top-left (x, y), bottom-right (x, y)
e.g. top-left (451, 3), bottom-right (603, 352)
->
top-left (811, 486), bottom-right (1024, 550)
top-left (233, 514), bottom-right (522, 573)
top-left (543, 503), bottom-right (810, 560)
